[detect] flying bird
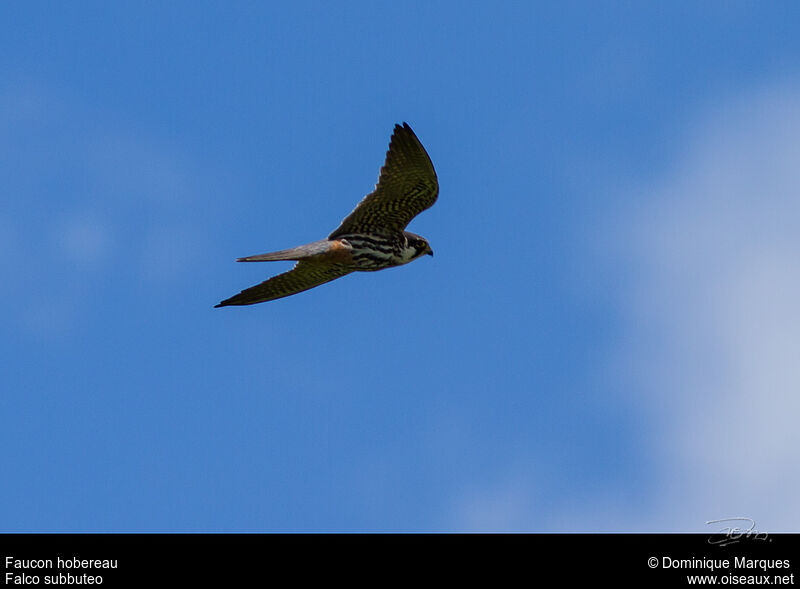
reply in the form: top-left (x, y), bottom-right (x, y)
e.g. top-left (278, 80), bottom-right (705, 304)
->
top-left (215, 123), bottom-right (438, 307)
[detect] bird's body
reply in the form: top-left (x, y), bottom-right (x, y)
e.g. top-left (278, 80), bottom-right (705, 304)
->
top-left (216, 123), bottom-right (438, 307)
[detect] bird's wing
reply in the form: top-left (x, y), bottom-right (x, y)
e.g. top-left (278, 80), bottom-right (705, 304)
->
top-left (329, 123), bottom-right (438, 238)
top-left (215, 261), bottom-right (353, 306)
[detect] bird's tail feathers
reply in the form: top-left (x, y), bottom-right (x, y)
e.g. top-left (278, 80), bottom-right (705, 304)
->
top-left (236, 240), bottom-right (331, 262)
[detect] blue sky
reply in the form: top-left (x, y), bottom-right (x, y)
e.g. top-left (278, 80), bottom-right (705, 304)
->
top-left (3, 1), bottom-right (800, 531)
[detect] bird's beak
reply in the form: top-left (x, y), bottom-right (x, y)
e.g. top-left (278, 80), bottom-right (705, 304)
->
top-left (427, 248), bottom-right (434, 257)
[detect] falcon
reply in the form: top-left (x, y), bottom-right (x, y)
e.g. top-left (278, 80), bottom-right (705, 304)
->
top-left (215, 122), bottom-right (438, 307)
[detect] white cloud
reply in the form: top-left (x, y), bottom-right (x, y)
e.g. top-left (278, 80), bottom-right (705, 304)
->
top-left (611, 80), bottom-right (800, 531)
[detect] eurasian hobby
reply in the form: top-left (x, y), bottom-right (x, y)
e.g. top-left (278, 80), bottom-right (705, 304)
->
top-left (215, 123), bottom-right (438, 307)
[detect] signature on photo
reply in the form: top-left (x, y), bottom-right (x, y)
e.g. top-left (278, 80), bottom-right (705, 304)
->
top-left (705, 517), bottom-right (770, 546)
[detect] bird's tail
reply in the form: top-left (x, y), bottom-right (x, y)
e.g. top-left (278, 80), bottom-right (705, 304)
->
top-left (236, 239), bottom-right (332, 262)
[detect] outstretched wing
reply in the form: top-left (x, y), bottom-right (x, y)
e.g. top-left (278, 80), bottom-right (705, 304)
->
top-left (215, 261), bottom-right (353, 306)
top-left (329, 123), bottom-right (438, 238)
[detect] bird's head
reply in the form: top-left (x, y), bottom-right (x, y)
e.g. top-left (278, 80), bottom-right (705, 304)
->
top-left (405, 232), bottom-right (434, 260)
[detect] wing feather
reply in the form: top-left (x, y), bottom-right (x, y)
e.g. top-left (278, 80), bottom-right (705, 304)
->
top-left (329, 123), bottom-right (438, 238)
top-left (215, 261), bottom-right (352, 306)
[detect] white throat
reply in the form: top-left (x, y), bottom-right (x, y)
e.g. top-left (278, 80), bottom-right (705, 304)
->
top-left (397, 246), bottom-right (421, 265)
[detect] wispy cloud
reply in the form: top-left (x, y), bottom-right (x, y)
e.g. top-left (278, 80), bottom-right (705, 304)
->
top-left (446, 81), bottom-right (800, 533)
top-left (55, 213), bottom-right (113, 266)
top-left (451, 474), bottom-right (539, 532)
top-left (0, 81), bottom-right (216, 340)
top-left (611, 80), bottom-right (800, 531)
